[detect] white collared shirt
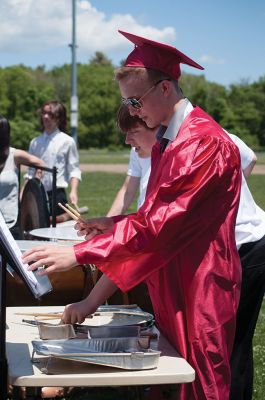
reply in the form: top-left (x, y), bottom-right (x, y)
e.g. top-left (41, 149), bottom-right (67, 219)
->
top-left (127, 148), bottom-right (151, 209)
top-left (157, 98), bottom-right (193, 144)
top-left (25, 129), bottom-right (81, 191)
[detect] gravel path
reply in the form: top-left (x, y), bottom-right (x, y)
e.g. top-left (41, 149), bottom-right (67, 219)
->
top-left (251, 165), bottom-right (265, 175)
top-left (80, 163), bottom-right (128, 173)
top-left (80, 164), bottom-right (265, 174)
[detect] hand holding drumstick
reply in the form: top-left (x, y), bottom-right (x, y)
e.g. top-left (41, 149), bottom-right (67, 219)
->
top-left (58, 203), bottom-right (114, 240)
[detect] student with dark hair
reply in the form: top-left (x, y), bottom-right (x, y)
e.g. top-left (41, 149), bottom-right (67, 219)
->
top-left (25, 101), bottom-right (81, 217)
top-left (107, 105), bottom-right (157, 216)
top-left (0, 115), bottom-right (45, 238)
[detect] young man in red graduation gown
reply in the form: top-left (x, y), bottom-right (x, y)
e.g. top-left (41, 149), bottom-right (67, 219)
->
top-left (23, 31), bottom-right (242, 399)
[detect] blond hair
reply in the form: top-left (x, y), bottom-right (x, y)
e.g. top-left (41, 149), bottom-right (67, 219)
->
top-left (114, 67), bottom-right (180, 91)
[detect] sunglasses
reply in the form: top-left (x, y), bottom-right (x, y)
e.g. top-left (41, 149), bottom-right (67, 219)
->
top-left (122, 79), bottom-right (171, 110)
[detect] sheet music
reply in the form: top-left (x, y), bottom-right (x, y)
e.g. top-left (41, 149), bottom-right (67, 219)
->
top-left (0, 211), bottom-right (52, 298)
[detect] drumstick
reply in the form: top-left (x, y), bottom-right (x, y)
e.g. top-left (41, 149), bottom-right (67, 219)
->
top-left (58, 202), bottom-right (85, 222)
top-left (16, 312), bottom-right (94, 320)
top-left (65, 203), bottom-right (81, 218)
top-left (16, 312), bottom-right (64, 318)
top-left (69, 203), bottom-right (81, 214)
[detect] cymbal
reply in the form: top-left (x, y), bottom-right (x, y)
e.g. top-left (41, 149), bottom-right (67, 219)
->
top-left (29, 226), bottom-right (83, 241)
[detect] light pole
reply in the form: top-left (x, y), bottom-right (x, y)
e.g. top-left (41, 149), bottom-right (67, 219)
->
top-left (69, 0), bottom-right (78, 144)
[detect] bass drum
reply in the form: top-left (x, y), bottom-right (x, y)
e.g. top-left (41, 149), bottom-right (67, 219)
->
top-left (19, 178), bottom-right (50, 239)
top-left (6, 265), bottom-right (94, 307)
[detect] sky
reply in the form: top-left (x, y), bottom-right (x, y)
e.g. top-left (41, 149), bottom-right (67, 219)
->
top-left (0, 0), bottom-right (264, 86)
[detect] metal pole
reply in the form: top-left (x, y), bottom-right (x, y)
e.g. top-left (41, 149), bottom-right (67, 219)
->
top-left (51, 167), bottom-right (57, 227)
top-left (70, 0), bottom-right (78, 144)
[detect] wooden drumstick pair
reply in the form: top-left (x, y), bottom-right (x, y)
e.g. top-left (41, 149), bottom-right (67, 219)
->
top-left (58, 203), bottom-right (85, 222)
top-left (58, 202), bottom-right (96, 270)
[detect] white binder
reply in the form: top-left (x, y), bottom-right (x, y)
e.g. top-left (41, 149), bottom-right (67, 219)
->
top-left (0, 211), bottom-right (52, 299)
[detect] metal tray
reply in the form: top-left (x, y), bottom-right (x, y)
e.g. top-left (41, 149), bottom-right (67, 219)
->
top-left (23, 320), bottom-right (142, 340)
top-left (39, 323), bottom-right (142, 340)
top-left (32, 338), bottom-right (160, 370)
top-left (77, 325), bottom-right (141, 338)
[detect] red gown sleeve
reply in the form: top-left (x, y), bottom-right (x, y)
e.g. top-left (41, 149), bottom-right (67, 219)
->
top-left (74, 134), bottom-right (241, 292)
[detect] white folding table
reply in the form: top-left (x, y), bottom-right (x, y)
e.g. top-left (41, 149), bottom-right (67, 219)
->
top-left (6, 306), bottom-right (195, 398)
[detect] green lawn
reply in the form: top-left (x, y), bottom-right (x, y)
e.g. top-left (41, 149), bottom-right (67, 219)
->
top-left (79, 148), bottom-right (130, 164)
top-left (76, 171), bottom-right (137, 217)
top-left (70, 171), bottom-right (265, 399)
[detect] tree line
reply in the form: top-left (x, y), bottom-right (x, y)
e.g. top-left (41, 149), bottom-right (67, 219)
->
top-left (0, 52), bottom-right (264, 150)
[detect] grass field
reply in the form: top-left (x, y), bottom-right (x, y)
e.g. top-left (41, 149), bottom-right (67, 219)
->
top-left (67, 171), bottom-right (265, 399)
top-left (79, 148), bottom-right (130, 164)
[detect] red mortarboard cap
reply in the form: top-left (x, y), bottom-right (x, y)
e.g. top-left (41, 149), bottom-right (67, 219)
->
top-left (119, 30), bottom-right (204, 80)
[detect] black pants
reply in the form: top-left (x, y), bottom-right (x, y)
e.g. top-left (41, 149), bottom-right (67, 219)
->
top-left (47, 188), bottom-right (67, 216)
top-left (230, 235), bottom-right (265, 400)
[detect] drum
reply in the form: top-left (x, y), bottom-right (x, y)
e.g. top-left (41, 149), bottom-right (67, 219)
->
top-left (6, 240), bottom-right (93, 307)
top-left (19, 178), bottom-right (50, 239)
top-left (6, 265), bottom-right (92, 307)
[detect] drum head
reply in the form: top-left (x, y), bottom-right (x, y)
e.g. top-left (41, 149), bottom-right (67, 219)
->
top-left (20, 178), bottom-right (50, 239)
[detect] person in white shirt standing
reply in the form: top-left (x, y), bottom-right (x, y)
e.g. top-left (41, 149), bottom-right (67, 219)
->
top-left (228, 133), bottom-right (265, 400)
top-left (25, 101), bottom-right (81, 217)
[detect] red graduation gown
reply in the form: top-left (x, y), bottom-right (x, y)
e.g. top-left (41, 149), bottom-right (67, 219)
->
top-left (75, 107), bottom-right (241, 399)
